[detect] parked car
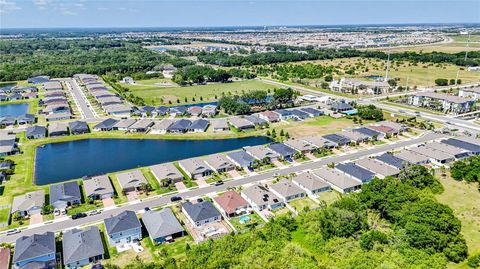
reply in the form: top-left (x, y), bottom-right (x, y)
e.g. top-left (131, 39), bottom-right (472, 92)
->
top-left (170, 196), bottom-right (182, 202)
top-left (214, 180), bottom-right (224, 186)
top-left (6, 228), bottom-right (20, 236)
top-left (89, 209), bottom-right (101, 216)
top-left (72, 212), bottom-right (87, 220)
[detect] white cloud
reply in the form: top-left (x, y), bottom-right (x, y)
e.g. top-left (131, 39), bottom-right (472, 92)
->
top-left (32, 0), bottom-right (52, 9)
top-left (0, 0), bottom-right (21, 13)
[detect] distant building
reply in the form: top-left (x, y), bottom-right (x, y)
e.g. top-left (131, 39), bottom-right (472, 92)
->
top-left (408, 92), bottom-right (475, 114)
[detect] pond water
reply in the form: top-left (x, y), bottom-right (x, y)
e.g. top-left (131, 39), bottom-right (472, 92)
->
top-left (34, 137), bottom-right (271, 185)
top-left (0, 103), bottom-right (29, 117)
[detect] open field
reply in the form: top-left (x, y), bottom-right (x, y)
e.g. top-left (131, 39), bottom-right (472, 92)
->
top-left (124, 79), bottom-right (277, 106)
top-left (436, 172), bottom-right (480, 269)
top-left (364, 35), bottom-right (480, 53)
top-left (285, 57), bottom-right (480, 88)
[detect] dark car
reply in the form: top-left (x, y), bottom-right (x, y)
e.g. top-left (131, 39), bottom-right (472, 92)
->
top-left (170, 196), bottom-right (182, 202)
top-left (72, 212), bottom-right (87, 220)
top-left (214, 180), bottom-right (224, 186)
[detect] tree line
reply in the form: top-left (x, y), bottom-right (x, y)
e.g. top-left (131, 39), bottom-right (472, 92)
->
top-left (172, 65), bottom-right (255, 85)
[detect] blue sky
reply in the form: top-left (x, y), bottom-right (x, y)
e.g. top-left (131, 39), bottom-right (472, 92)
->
top-left (1, 0), bottom-right (479, 28)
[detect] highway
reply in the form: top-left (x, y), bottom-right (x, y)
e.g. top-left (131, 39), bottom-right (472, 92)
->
top-left (63, 78), bottom-right (97, 119)
top-left (0, 131), bottom-right (445, 243)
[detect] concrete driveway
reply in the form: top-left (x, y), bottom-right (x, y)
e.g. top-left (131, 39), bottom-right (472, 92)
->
top-left (29, 213), bottom-right (43, 225)
top-left (102, 198), bottom-right (115, 208)
top-left (127, 192), bottom-right (138, 202)
top-left (227, 170), bottom-right (241, 178)
top-left (272, 160), bottom-right (285, 167)
top-left (196, 178), bottom-right (209, 188)
top-left (175, 182), bottom-right (187, 191)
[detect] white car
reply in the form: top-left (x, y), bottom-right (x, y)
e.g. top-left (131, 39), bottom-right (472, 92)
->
top-left (6, 228), bottom-right (20, 236)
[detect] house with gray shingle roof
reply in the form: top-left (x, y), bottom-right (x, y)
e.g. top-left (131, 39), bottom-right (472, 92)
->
top-left (188, 119), bottom-right (209, 132)
top-left (62, 226), bottom-right (105, 269)
top-left (178, 158), bottom-right (212, 179)
top-left (244, 145), bottom-right (280, 162)
top-left (241, 184), bottom-right (284, 211)
top-left (181, 201), bottom-right (222, 227)
top-left (142, 208), bottom-right (185, 244)
top-left (292, 172), bottom-right (330, 196)
top-left (270, 179), bottom-right (306, 202)
top-left (268, 143), bottom-right (297, 160)
top-left (211, 118), bottom-right (229, 132)
top-left (150, 163), bottom-right (184, 186)
top-left (150, 119), bottom-right (174, 134)
top-left (204, 153), bottom-right (235, 173)
top-left (113, 119), bottom-right (136, 131)
top-left (226, 150), bottom-right (255, 169)
top-left (116, 170), bottom-right (148, 193)
top-left (283, 139), bottom-right (317, 153)
top-left (26, 125), bottom-right (46, 139)
top-left (49, 181), bottom-right (81, 210)
top-left (228, 117), bottom-right (255, 130)
top-left (48, 122), bottom-right (69, 137)
top-left (11, 190), bottom-right (45, 217)
top-left (92, 118), bottom-right (118, 132)
top-left (128, 119), bottom-right (154, 132)
top-left (104, 210), bottom-right (142, 247)
top-left (82, 175), bottom-right (114, 200)
top-left (69, 121), bottom-right (89, 135)
top-left (13, 232), bottom-right (56, 269)
top-left (355, 158), bottom-right (400, 179)
top-left (314, 167), bottom-right (362, 194)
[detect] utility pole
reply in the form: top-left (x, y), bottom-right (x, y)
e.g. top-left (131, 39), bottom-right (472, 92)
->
top-left (456, 33), bottom-right (471, 86)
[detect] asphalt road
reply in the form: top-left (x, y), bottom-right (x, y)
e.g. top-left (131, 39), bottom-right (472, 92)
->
top-left (63, 78), bottom-right (97, 119)
top-left (0, 131), bottom-right (444, 243)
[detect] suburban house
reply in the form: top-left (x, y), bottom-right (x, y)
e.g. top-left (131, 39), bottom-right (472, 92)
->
top-left (355, 157), bottom-right (400, 178)
top-left (244, 145), bottom-right (280, 162)
top-left (204, 153), bottom-right (236, 173)
top-left (49, 181), bottom-right (82, 211)
top-left (244, 115), bottom-right (268, 126)
top-left (142, 208), bottom-right (185, 244)
top-left (178, 158), bottom-right (212, 179)
top-left (228, 117), bottom-right (255, 130)
top-left (46, 111), bottom-right (71, 122)
top-left (330, 78), bottom-right (390, 94)
top-left (375, 153), bottom-right (406, 169)
top-left (336, 162), bottom-right (376, 183)
top-left (17, 114), bottom-right (35, 125)
top-left (408, 92), bottom-right (475, 114)
top-left (267, 143), bottom-right (298, 160)
top-left (155, 106), bottom-right (170, 116)
top-left (188, 119), bottom-right (209, 132)
top-left (425, 141), bottom-right (471, 160)
top-left (26, 125), bottom-right (46, 139)
top-left (283, 139), bottom-right (317, 153)
top-left (340, 130), bottom-right (370, 144)
top-left (395, 149), bottom-right (429, 165)
top-left (201, 105), bottom-right (217, 117)
top-left (213, 191), bottom-right (250, 218)
top-left (211, 119), bottom-right (230, 132)
top-left (48, 122), bottom-right (69, 137)
top-left (290, 109), bottom-right (310, 121)
top-left (300, 107), bottom-right (323, 117)
top-left (116, 170), bottom-right (148, 193)
top-left (167, 119), bottom-right (191, 133)
top-left (93, 118), bottom-right (119, 131)
top-left (353, 127), bottom-right (383, 140)
top-left (458, 87), bottom-right (480, 100)
top-left (128, 119), bottom-right (154, 132)
top-left (69, 121), bottom-right (89, 135)
top-left (113, 119), bottom-right (137, 131)
top-left (139, 106), bottom-right (156, 117)
top-left (181, 201), bottom-right (222, 227)
top-left (103, 104), bottom-right (132, 116)
top-left (367, 125), bottom-right (398, 137)
top-left (0, 134), bottom-right (17, 157)
top-left (28, 75), bottom-right (50, 84)
top-left (442, 138), bottom-right (480, 155)
top-left (169, 106), bottom-right (187, 116)
top-left (314, 167), bottom-right (362, 193)
top-left (376, 120), bottom-right (407, 133)
top-left (322, 133), bottom-right (351, 146)
top-left (104, 210), bottom-right (142, 247)
top-left (43, 81), bottom-right (63, 91)
top-left (11, 190), bottom-right (45, 217)
top-left (273, 109), bottom-right (294, 120)
top-left (226, 150), bottom-right (255, 170)
top-left (150, 163), bottom-right (184, 186)
top-left (330, 100), bottom-right (354, 113)
top-left (408, 145), bottom-right (455, 164)
top-left (82, 175), bottom-right (115, 200)
top-left (259, 110), bottom-right (281, 122)
top-left (241, 184), bottom-right (284, 211)
top-left (292, 172), bottom-right (331, 196)
top-left (150, 119), bottom-right (174, 134)
top-left (270, 179), bottom-right (306, 202)
top-left (62, 227), bottom-right (105, 269)
top-left (13, 232), bottom-right (56, 269)
top-left (187, 106), bottom-right (202, 116)
top-left (302, 136), bottom-right (338, 149)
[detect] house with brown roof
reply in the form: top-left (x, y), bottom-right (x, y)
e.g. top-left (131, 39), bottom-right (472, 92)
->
top-left (213, 191), bottom-right (250, 218)
top-left (258, 111), bottom-right (281, 122)
top-left (367, 125), bottom-right (398, 137)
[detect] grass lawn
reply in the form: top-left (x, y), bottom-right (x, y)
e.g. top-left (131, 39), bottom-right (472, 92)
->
top-left (436, 172), bottom-right (480, 269)
top-left (124, 79), bottom-right (276, 106)
top-left (273, 206), bottom-right (292, 217)
top-left (316, 190), bottom-right (342, 205)
top-left (0, 207), bottom-right (11, 224)
top-left (278, 57), bottom-right (480, 88)
top-left (67, 202), bottom-right (102, 216)
top-left (144, 235), bottom-right (193, 262)
top-left (289, 197), bottom-right (319, 213)
top-left (229, 212), bottom-right (264, 231)
top-left (285, 116), bottom-right (356, 138)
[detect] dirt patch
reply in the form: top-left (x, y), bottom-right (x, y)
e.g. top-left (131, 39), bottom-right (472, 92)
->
top-left (284, 121), bottom-right (353, 138)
